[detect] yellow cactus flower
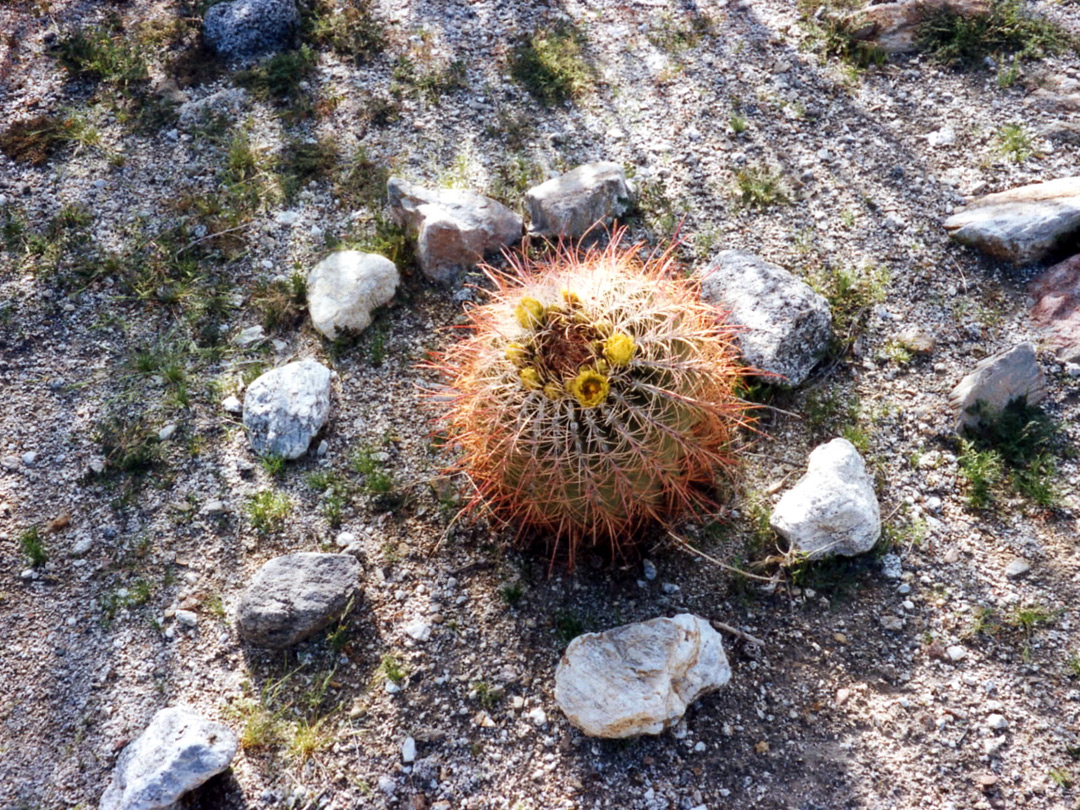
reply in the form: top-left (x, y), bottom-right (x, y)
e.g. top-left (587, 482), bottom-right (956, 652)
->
top-left (543, 382), bottom-right (563, 401)
top-left (594, 320), bottom-right (614, 337)
top-left (568, 369), bottom-right (610, 409)
top-left (594, 359), bottom-right (610, 375)
top-left (519, 367), bottom-right (542, 390)
top-left (505, 342), bottom-right (528, 366)
top-left (603, 332), bottom-right (636, 367)
top-left (561, 289), bottom-right (583, 308)
top-left (514, 297), bottom-right (545, 329)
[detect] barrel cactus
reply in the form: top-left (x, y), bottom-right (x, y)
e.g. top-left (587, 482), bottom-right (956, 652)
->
top-left (433, 234), bottom-right (749, 565)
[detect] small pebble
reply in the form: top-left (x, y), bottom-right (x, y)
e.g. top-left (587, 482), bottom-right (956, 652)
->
top-left (401, 736), bottom-right (416, 763)
top-left (985, 713), bottom-right (1008, 731)
top-left (1004, 558), bottom-right (1030, 578)
top-left (642, 559), bottom-right (658, 581)
top-left (946, 645), bottom-right (967, 662)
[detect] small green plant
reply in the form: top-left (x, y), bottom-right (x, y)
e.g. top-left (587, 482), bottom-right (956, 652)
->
top-left (1067, 652), bottom-right (1080, 678)
top-left (380, 653), bottom-right (406, 684)
top-left (796, 1), bottom-right (885, 68)
top-left (498, 582), bottom-right (525, 606)
top-left (958, 439), bottom-right (1004, 509)
top-left (733, 165), bottom-right (790, 209)
top-left (303, 0), bottom-right (386, 62)
top-left (554, 610), bottom-right (585, 645)
top-left (289, 717), bottom-right (330, 764)
top-left (391, 56), bottom-right (467, 102)
top-left (1050, 768), bottom-right (1074, 790)
top-left (729, 113), bottom-right (749, 135)
top-left (966, 605), bottom-right (1000, 638)
top-left (916, 0), bottom-right (1074, 68)
top-left (510, 25), bottom-right (594, 106)
top-left (0, 116), bottom-right (73, 166)
top-left (647, 11), bottom-right (715, 53)
top-left (251, 272), bottom-right (307, 332)
top-left (278, 136), bottom-right (339, 199)
top-left (351, 446), bottom-right (394, 494)
top-left (58, 18), bottom-right (150, 89)
top-left (259, 453), bottom-right (287, 478)
top-left (307, 470), bottom-right (351, 528)
top-left (246, 490), bottom-right (292, 534)
top-left (100, 579), bottom-right (154, 625)
top-left (472, 681), bottom-right (504, 709)
top-left (995, 123), bottom-right (1034, 162)
top-left (236, 702), bottom-right (285, 751)
top-left (94, 415), bottom-right (161, 475)
top-left (236, 46), bottom-right (317, 101)
top-left (807, 262), bottom-right (889, 345)
top-left (19, 526), bottom-right (48, 568)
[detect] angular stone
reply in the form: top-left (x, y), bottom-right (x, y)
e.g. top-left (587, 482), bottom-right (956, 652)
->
top-left (554, 614), bottom-right (730, 738)
top-left (387, 178), bottom-right (523, 283)
top-left (236, 552), bottom-right (360, 648)
top-left (948, 343), bottom-right (1046, 431)
top-left (307, 250), bottom-right (399, 339)
top-left (177, 88), bottom-right (249, 130)
top-left (1030, 254), bottom-right (1080, 362)
top-left (770, 438), bottom-right (881, 560)
top-left (99, 706), bottom-right (237, 810)
top-left (943, 176), bottom-right (1080, 265)
top-left (697, 250), bottom-right (832, 386)
top-left (203, 0), bottom-right (299, 59)
top-left (525, 162), bottom-right (634, 240)
top-left (845, 0), bottom-right (989, 54)
top-left (243, 359), bottom-right (332, 459)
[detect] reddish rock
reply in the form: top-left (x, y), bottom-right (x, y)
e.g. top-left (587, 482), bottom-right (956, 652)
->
top-left (1030, 254), bottom-right (1080, 362)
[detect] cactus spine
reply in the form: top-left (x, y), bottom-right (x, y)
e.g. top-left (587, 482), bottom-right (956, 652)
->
top-left (433, 233), bottom-right (749, 565)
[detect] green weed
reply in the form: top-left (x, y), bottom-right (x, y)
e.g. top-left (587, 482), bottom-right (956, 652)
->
top-left (498, 582), bottom-right (525, 606)
top-left (236, 46), bottom-right (317, 102)
top-left (380, 653), bottom-right (406, 684)
top-left (510, 26), bottom-right (594, 106)
top-left (58, 18), bottom-right (150, 89)
top-left (916, 0), bottom-right (1074, 68)
top-left (94, 415), bottom-right (161, 476)
top-left (958, 439), bottom-right (1004, 509)
top-left (259, 453), bottom-right (287, 478)
top-left (807, 262), bottom-right (889, 345)
top-left (647, 11), bottom-right (715, 53)
top-left (18, 526), bottom-right (48, 568)
top-left (392, 56), bottom-right (467, 102)
top-left (303, 0), bottom-right (386, 62)
top-left (246, 490), bottom-right (292, 534)
top-left (733, 165), bottom-right (790, 209)
top-left (251, 272), bottom-right (307, 332)
top-left (995, 123), bottom-right (1034, 162)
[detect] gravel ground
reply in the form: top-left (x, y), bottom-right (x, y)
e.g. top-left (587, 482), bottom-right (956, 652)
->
top-left (2, 0), bottom-right (1080, 808)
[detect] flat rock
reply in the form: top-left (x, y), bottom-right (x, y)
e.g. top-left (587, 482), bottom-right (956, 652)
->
top-left (943, 176), bottom-right (1080, 265)
top-left (770, 438), bottom-right (881, 559)
top-left (388, 178), bottom-right (522, 283)
top-left (307, 250), bottom-right (399, 339)
top-left (697, 250), bottom-right (832, 386)
top-left (1004, 558), bottom-right (1031, 578)
top-left (948, 343), bottom-right (1046, 432)
top-left (203, 0), bottom-right (299, 59)
top-left (1029, 253), bottom-right (1080, 362)
top-left (236, 552), bottom-right (360, 648)
top-left (99, 705), bottom-right (237, 810)
top-left (845, 0), bottom-right (989, 54)
top-left (525, 162), bottom-right (633, 240)
top-left (243, 359), bottom-right (332, 459)
top-left (177, 89), bottom-right (249, 130)
top-left (554, 614), bottom-right (730, 738)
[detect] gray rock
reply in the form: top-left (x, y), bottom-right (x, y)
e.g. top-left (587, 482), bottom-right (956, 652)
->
top-left (943, 176), bottom-right (1080, 265)
top-left (525, 162), bottom-right (634, 239)
top-left (243, 359), bottom-right (332, 459)
top-left (554, 614), bottom-right (730, 738)
top-left (203, 0), bottom-right (299, 59)
top-left (949, 343), bottom-right (1046, 432)
top-left (177, 89), bottom-right (250, 130)
top-left (387, 178), bottom-right (523, 283)
top-left (307, 250), bottom-right (399, 339)
top-left (1029, 254), bottom-right (1080, 362)
top-left (99, 705), bottom-right (237, 810)
top-left (237, 552), bottom-right (360, 648)
top-left (1004, 558), bottom-right (1031, 578)
top-left (770, 438), bottom-right (881, 559)
top-left (697, 250), bottom-right (832, 386)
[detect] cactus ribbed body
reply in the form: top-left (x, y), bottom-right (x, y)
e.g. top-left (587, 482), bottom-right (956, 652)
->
top-left (435, 235), bottom-right (748, 564)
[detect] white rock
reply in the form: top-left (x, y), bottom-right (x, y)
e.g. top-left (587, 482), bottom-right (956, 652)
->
top-left (880, 615), bottom-right (904, 631)
top-left (178, 88), bottom-right (249, 130)
top-left (387, 178), bottom-right (523, 283)
top-left (949, 343), bottom-right (1046, 432)
top-left (71, 536), bottom-right (93, 556)
top-left (242, 359), bottom-right (332, 459)
top-left (946, 645), bottom-right (967, 662)
top-left (770, 438), bottom-right (882, 559)
top-left (944, 175), bottom-right (1080, 265)
top-left (697, 251), bottom-right (832, 387)
top-left (1004, 558), bottom-right (1031, 578)
top-left (202, 500), bottom-right (228, 516)
top-left (984, 736), bottom-right (1007, 756)
top-left (401, 736), bottom-right (416, 764)
top-left (274, 210), bottom-right (301, 226)
top-left (926, 126), bottom-right (956, 147)
top-left (527, 706), bottom-right (547, 726)
top-left (986, 713), bottom-right (1009, 730)
top-left (306, 251), bottom-right (399, 339)
top-left (404, 620), bottom-right (432, 642)
top-left (175, 610), bottom-right (198, 627)
top-left (222, 395), bottom-right (243, 414)
top-left (525, 162), bottom-right (634, 239)
top-left (234, 325), bottom-right (265, 347)
top-left (554, 614), bottom-right (730, 738)
top-left (21, 451), bottom-right (37, 466)
top-left (158, 424), bottom-right (178, 442)
top-left (99, 706), bottom-right (237, 810)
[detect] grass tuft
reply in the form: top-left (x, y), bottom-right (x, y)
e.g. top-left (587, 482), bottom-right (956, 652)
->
top-left (510, 25), bottom-right (594, 106)
top-left (733, 166), bottom-right (790, 209)
top-left (19, 527), bottom-right (48, 568)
